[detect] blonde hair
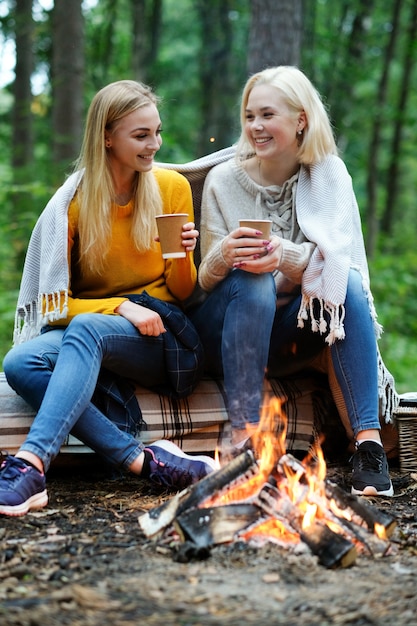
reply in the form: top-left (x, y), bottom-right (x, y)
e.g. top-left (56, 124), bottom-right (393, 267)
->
top-left (73, 80), bottom-right (163, 274)
top-left (236, 66), bottom-right (338, 165)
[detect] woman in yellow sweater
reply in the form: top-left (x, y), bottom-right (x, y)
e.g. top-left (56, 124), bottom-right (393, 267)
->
top-left (1, 80), bottom-right (215, 517)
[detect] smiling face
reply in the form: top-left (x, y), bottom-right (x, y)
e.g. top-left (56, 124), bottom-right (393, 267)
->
top-left (105, 103), bottom-right (163, 177)
top-left (244, 84), bottom-right (304, 166)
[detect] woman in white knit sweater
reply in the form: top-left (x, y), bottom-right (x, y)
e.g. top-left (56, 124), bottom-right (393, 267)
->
top-left (190, 66), bottom-right (397, 497)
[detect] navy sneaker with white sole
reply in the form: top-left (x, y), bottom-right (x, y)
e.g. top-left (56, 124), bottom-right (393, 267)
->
top-left (144, 440), bottom-right (216, 490)
top-left (0, 455), bottom-right (48, 516)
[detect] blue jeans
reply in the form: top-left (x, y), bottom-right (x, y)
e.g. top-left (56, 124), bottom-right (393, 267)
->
top-left (3, 313), bottom-right (167, 472)
top-left (190, 268), bottom-right (379, 437)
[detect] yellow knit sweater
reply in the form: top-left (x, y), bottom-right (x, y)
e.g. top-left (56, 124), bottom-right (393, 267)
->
top-left (51, 168), bottom-right (196, 326)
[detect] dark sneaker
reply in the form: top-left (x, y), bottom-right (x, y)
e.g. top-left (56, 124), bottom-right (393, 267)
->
top-left (144, 440), bottom-right (216, 490)
top-left (351, 441), bottom-right (393, 497)
top-left (0, 455), bottom-right (48, 517)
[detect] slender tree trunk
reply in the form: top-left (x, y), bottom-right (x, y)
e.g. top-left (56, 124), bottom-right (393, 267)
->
top-left (131, 0), bottom-right (162, 83)
top-left (131, 0), bottom-right (146, 81)
top-left (51, 0), bottom-right (85, 181)
top-left (196, 0), bottom-right (239, 154)
top-left (327, 0), bottom-right (375, 138)
top-left (248, 0), bottom-right (302, 73)
top-left (381, 0), bottom-right (417, 236)
top-left (11, 0), bottom-right (34, 272)
top-left (365, 0), bottom-right (403, 257)
top-left (12, 0), bottom-right (33, 172)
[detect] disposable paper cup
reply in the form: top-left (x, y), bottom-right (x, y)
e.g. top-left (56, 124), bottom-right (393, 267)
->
top-left (156, 213), bottom-right (189, 259)
top-left (239, 219), bottom-right (272, 239)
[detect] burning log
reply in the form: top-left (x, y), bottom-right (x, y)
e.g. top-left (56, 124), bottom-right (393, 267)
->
top-left (255, 482), bottom-right (357, 568)
top-left (299, 521), bottom-right (358, 569)
top-left (175, 503), bottom-right (263, 547)
top-left (324, 481), bottom-right (397, 538)
top-left (275, 454), bottom-right (395, 558)
top-left (139, 450), bottom-right (258, 538)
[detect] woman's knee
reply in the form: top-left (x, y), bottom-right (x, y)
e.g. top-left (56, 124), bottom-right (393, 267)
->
top-left (3, 332), bottom-right (62, 386)
top-left (345, 269), bottom-right (371, 314)
top-left (231, 270), bottom-right (276, 304)
top-left (3, 346), bottom-right (21, 384)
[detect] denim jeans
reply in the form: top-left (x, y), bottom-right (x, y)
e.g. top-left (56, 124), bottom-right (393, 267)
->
top-left (3, 313), bottom-right (168, 471)
top-left (190, 268), bottom-right (380, 437)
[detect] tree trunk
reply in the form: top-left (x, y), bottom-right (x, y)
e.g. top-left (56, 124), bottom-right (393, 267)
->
top-left (365, 0), bottom-right (403, 257)
top-left (51, 0), bottom-right (85, 181)
top-left (130, 0), bottom-right (146, 81)
top-left (381, 0), bottom-right (417, 236)
top-left (11, 0), bottom-right (34, 272)
top-left (247, 0), bottom-right (302, 73)
top-left (12, 0), bottom-right (34, 172)
top-left (196, 0), bottom-right (240, 154)
top-left (326, 0), bottom-right (375, 139)
top-left (131, 0), bottom-right (162, 83)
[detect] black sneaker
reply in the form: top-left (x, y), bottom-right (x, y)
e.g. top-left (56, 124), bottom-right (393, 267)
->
top-left (351, 441), bottom-right (393, 497)
top-left (144, 440), bottom-right (216, 491)
top-left (0, 455), bottom-right (48, 516)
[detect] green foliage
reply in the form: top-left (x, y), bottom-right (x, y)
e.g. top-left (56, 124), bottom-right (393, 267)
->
top-left (0, 0), bottom-right (416, 395)
top-left (370, 250), bottom-right (417, 393)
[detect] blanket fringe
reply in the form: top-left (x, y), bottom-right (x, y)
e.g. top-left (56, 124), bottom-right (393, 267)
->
top-left (13, 291), bottom-right (69, 346)
top-left (297, 295), bottom-right (346, 345)
top-left (378, 349), bottom-right (400, 424)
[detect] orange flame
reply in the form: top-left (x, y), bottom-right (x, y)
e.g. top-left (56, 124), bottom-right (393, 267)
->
top-left (204, 395), bottom-right (382, 550)
top-left (374, 523), bottom-right (387, 540)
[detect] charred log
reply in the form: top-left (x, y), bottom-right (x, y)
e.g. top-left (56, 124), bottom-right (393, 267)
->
top-left (256, 482), bottom-right (357, 568)
top-left (139, 450), bottom-right (258, 537)
top-left (175, 503), bottom-right (263, 547)
top-left (324, 481), bottom-right (397, 538)
top-left (300, 521), bottom-right (358, 569)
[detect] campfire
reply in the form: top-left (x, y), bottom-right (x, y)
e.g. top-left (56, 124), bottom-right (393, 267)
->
top-left (139, 398), bottom-right (397, 568)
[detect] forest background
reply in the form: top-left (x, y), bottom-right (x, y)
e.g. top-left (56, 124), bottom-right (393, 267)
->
top-left (0, 0), bottom-right (416, 394)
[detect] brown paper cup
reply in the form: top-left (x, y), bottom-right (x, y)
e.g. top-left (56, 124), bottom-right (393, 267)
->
top-left (156, 213), bottom-right (189, 259)
top-left (239, 219), bottom-right (272, 239)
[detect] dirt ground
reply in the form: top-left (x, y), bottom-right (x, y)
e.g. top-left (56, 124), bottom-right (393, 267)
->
top-left (1, 455), bottom-right (416, 626)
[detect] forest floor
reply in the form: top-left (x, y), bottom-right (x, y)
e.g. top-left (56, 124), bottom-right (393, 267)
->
top-left (0, 455), bottom-right (416, 626)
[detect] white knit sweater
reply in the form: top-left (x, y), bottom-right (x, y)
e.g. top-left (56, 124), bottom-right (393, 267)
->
top-left (199, 154), bottom-right (380, 346)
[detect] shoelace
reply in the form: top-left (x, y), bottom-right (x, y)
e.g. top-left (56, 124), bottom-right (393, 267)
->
top-left (0, 458), bottom-right (26, 482)
top-left (149, 455), bottom-right (193, 488)
top-left (355, 448), bottom-right (383, 472)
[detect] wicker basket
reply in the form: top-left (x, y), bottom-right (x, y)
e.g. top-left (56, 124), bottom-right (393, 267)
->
top-left (394, 393), bottom-right (417, 472)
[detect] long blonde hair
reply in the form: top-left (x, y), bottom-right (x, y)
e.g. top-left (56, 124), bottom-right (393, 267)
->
top-left (73, 80), bottom-right (163, 274)
top-left (236, 66), bottom-right (338, 165)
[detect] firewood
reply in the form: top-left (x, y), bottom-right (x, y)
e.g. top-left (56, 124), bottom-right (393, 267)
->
top-left (139, 450), bottom-right (258, 537)
top-left (324, 481), bottom-right (397, 538)
top-left (277, 453), bottom-right (397, 539)
top-left (175, 503), bottom-right (263, 547)
top-left (300, 521), bottom-right (358, 568)
top-left (255, 482), bottom-right (357, 568)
